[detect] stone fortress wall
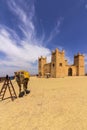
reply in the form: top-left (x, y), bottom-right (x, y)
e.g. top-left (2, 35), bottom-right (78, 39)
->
top-left (38, 48), bottom-right (85, 78)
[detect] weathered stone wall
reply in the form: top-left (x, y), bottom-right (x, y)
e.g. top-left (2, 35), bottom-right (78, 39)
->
top-left (38, 57), bottom-right (46, 77)
top-left (51, 51), bottom-right (56, 77)
top-left (44, 63), bottom-right (51, 74)
top-left (38, 48), bottom-right (85, 78)
top-left (65, 66), bottom-right (77, 76)
top-left (74, 54), bottom-right (85, 76)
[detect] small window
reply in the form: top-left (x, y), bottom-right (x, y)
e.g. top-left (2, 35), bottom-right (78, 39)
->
top-left (59, 63), bottom-right (62, 66)
top-left (53, 63), bottom-right (55, 67)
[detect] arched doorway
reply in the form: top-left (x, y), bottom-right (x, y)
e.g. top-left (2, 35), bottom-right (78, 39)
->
top-left (68, 68), bottom-right (72, 76)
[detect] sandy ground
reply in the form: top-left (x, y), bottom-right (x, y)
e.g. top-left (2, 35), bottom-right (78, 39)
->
top-left (0, 76), bottom-right (87, 130)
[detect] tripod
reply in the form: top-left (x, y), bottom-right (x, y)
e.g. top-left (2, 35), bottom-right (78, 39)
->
top-left (0, 75), bottom-right (17, 101)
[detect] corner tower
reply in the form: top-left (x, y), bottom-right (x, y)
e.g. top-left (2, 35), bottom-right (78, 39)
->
top-left (51, 49), bottom-right (57, 77)
top-left (38, 56), bottom-right (46, 77)
top-left (74, 53), bottom-right (85, 76)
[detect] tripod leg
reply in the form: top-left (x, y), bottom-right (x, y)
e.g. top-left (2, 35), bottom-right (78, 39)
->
top-left (2, 85), bottom-right (7, 100)
top-left (7, 85), bottom-right (14, 101)
top-left (9, 80), bottom-right (17, 98)
top-left (0, 80), bottom-right (6, 95)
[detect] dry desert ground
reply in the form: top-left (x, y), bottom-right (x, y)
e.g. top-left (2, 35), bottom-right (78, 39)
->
top-left (0, 76), bottom-right (87, 130)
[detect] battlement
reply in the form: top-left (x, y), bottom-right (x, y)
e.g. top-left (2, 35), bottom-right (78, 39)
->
top-left (39, 56), bottom-right (46, 60)
top-left (52, 48), bottom-right (65, 56)
top-left (38, 48), bottom-right (85, 77)
top-left (74, 53), bottom-right (84, 58)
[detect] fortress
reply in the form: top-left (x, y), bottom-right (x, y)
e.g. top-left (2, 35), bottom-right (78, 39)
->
top-left (38, 48), bottom-right (85, 78)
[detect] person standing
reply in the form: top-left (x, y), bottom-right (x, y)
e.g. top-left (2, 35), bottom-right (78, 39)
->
top-left (14, 71), bottom-right (30, 97)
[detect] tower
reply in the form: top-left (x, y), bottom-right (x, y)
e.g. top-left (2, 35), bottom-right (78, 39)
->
top-left (74, 53), bottom-right (85, 76)
top-left (51, 49), bottom-right (57, 77)
top-left (38, 56), bottom-right (46, 77)
top-left (51, 48), bottom-right (66, 77)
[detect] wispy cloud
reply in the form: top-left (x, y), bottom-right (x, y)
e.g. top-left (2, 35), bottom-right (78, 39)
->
top-left (0, 0), bottom-right (51, 76)
top-left (85, 4), bottom-right (87, 9)
top-left (80, 0), bottom-right (87, 9)
top-left (0, 0), bottom-right (65, 76)
top-left (0, 25), bottom-right (51, 76)
top-left (46, 17), bottom-right (64, 43)
top-left (7, 0), bottom-right (35, 40)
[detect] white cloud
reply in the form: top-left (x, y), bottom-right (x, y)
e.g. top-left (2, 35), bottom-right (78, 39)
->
top-left (80, 0), bottom-right (87, 9)
top-left (46, 17), bottom-right (64, 43)
top-left (0, 26), bottom-right (51, 76)
top-left (0, 0), bottom-right (51, 76)
top-left (84, 54), bottom-right (87, 65)
top-left (85, 4), bottom-right (87, 9)
top-left (8, 0), bottom-right (35, 40)
top-left (0, 0), bottom-right (65, 76)
top-left (65, 56), bottom-right (73, 65)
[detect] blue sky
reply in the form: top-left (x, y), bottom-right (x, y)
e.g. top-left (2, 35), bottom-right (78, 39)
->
top-left (0, 0), bottom-right (87, 76)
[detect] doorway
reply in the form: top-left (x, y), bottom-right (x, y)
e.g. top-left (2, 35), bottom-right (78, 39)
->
top-left (68, 68), bottom-right (72, 76)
